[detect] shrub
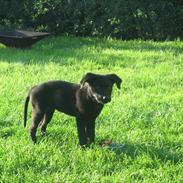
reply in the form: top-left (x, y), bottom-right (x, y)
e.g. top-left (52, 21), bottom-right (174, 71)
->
top-left (0, 0), bottom-right (182, 40)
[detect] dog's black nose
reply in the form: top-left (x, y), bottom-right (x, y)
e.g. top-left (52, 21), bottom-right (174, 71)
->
top-left (102, 96), bottom-right (111, 103)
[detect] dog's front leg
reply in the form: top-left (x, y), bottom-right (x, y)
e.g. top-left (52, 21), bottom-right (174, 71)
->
top-left (76, 117), bottom-right (87, 146)
top-left (86, 120), bottom-right (95, 145)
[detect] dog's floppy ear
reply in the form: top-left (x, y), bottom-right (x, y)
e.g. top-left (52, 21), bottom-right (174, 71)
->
top-left (108, 74), bottom-right (122, 89)
top-left (80, 72), bottom-right (98, 87)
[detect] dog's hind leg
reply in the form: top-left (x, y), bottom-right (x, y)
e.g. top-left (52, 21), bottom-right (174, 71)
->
top-left (40, 109), bottom-right (54, 136)
top-left (30, 108), bottom-right (44, 143)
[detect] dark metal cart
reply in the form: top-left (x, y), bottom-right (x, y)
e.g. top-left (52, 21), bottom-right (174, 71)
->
top-left (0, 29), bottom-right (50, 48)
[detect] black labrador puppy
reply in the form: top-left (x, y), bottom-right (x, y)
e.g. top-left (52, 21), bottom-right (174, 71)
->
top-left (24, 73), bottom-right (122, 146)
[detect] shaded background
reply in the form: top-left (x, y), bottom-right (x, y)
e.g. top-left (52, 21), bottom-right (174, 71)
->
top-left (0, 0), bottom-right (183, 40)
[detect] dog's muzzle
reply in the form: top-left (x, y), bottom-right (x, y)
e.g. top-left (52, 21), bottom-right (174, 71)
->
top-left (93, 94), bottom-right (111, 104)
top-left (101, 96), bottom-right (111, 103)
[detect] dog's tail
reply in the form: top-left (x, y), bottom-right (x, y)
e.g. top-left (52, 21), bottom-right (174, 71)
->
top-left (24, 95), bottom-right (30, 128)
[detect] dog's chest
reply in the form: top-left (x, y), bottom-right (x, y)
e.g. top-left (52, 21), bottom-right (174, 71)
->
top-left (77, 100), bottom-right (103, 119)
top-left (75, 88), bottom-right (103, 119)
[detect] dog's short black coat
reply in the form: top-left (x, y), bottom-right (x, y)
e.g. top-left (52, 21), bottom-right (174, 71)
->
top-left (24, 72), bottom-right (122, 146)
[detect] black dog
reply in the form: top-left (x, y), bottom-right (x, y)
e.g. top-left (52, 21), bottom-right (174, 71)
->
top-left (24, 73), bottom-right (122, 146)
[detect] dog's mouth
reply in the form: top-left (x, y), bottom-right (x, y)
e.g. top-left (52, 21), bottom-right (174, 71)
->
top-left (93, 94), bottom-right (111, 104)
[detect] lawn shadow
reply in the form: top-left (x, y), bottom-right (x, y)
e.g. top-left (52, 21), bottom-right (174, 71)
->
top-left (0, 119), bottom-right (14, 128)
top-left (108, 141), bottom-right (183, 164)
top-left (0, 36), bottom-right (182, 66)
top-left (0, 127), bottom-right (16, 139)
top-left (106, 40), bottom-right (183, 54)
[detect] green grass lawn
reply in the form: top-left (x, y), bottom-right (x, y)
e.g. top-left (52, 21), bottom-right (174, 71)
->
top-left (0, 36), bottom-right (183, 183)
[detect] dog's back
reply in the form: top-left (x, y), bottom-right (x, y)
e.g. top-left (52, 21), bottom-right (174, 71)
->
top-left (30, 80), bottom-right (79, 115)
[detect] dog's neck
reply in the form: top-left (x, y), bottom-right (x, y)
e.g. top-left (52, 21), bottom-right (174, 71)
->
top-left (79, 84), bottom-right (104, 105)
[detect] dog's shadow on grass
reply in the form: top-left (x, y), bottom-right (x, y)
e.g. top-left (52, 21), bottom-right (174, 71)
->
top-left (36, 126), bottom-right (183, 165)
top-left (107, 141), bottom-right (183, 164)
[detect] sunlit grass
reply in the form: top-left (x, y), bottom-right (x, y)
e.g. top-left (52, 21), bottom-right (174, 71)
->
top-left (0, 36), bottom-right (183, 182)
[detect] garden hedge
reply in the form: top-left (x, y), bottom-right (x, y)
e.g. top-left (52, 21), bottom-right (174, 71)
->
top-left (0, 0), bottom-right (182, 40)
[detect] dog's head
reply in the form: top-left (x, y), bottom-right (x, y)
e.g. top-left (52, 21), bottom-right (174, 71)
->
top-left (80, 73), bottom-right (122, 104)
